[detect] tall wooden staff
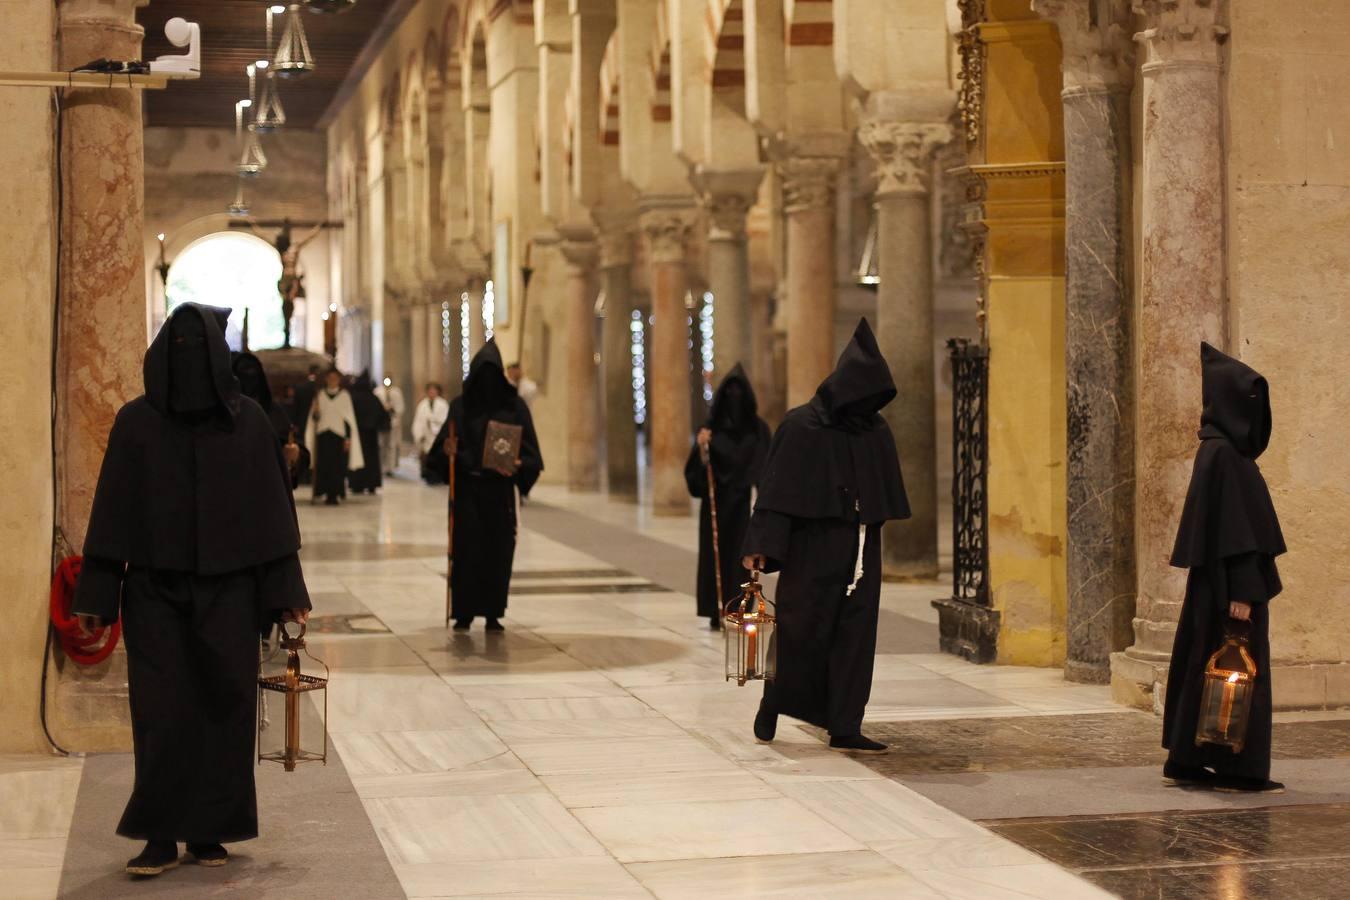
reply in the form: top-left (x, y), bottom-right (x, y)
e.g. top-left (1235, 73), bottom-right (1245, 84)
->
top-left (445, 423), bottom-right (458, 628)
top-left (701, 439), bottom-right (724, 615)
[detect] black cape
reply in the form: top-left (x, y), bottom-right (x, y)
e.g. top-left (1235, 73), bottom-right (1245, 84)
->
top-left (428, 341), bottom-right (543, 620)
top-left (78, 305), bottom-right (304, 581)
top-left (743, 319), bottom-right (910, 735)
top-left (1163, 342), bottom-right (1285, 780)
top-left (684, 364), bottom-right (771, 619)
top-left (72, 302), bottom-right (310, 844)
top-left (348, 371), bottom-right (388, 492)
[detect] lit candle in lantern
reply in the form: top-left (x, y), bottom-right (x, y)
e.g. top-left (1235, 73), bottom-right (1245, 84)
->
top-left (744, 622), bottom-right (758, 679)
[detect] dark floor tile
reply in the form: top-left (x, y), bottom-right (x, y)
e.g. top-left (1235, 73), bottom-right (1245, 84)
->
top-left (1084, 858), bottom-right (1350, 900)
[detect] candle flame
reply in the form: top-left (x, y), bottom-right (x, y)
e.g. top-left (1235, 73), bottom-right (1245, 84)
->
top-left (745, 624), bottom-right (756, 635)
top-left (1227, 672), bottom-right (1242, 684)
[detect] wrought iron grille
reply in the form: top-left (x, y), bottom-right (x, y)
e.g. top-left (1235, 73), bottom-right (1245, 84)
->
top-left (948, 338), bottom-right (989, 605)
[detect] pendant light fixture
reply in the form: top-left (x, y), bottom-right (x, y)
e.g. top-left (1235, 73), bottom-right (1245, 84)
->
top-left (856, 204), bottom-right (880, 289)
top-left (228, 178), bottom-right (252, 217)
top-left (236, 96), bottom-right (266, 177)
top-left (253, 10), bottom-right (287, 132)
top-left (273, 4), bottom-right (317, 78)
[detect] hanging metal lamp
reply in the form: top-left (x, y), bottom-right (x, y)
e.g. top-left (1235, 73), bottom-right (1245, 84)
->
top-left (228, 178), bottom-right (251, 217)
top-left (274, 4), bottom-right (317, 78)
top-left (236, 98), bottom-right (266, 177)
top-left (856, 204), bottom-right (880, 289)
top-left (253, 67), bottom-right (287, 133)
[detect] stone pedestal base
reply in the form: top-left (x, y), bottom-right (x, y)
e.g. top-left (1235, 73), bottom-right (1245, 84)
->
top-left (932, 597), bottom-right (1000, 665)
top-left (48, 645), bottom-right (132, 751)
top-left (1113, 652), bottom-right (1350, 715)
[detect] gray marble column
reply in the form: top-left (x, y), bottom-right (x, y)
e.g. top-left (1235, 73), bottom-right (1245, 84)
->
top-left (779, 154), bottom-right (843, 408)
top-left (1037, 0), bottom-right (1138, 684)
top-left (858, 120), bottom-right (950, 581)
top-left (560, 230), bottom-right (601, 491)
top-left (599, 226), bottom-right (638, 499)
top-left (696, 169), bottom-right (764, 381)
top-left (1110, 0), bottom-right (1227, 707)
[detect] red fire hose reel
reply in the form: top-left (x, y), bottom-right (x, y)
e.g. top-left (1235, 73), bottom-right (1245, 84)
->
top-left (49, 556), bottom-right (121, 665)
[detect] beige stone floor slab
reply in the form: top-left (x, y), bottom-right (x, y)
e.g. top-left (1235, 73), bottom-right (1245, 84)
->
top-left (464, 695), bottom-right (663, 722)
top-left (331, 727), bottom-right (515, 776)
top-left (508, 735), bottom-right (738, 777)
top-left (395, 857), bottom-right (650, 898)
top-left (627, 850), bottom-right (944, 900)
top-left (541, 768), bottom-right (782, 809)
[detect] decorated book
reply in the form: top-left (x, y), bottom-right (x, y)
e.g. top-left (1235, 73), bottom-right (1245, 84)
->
top-left (483, 420), bottom-right (523, 475)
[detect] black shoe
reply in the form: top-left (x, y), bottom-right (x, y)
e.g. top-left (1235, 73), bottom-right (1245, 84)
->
top-left (186, 843), bottom-right (228, 867)
top-left (709, 617), bottom-right (722, 631)
top-left (126, 841), bottom-right (179, 876)
top-left (452, 619), bottom-right (472, 631)
top-left (1213, 776), bottom-right (1286, 794)
top-left (1162, 762), bottom-right (1213, 787)
top-left (485, 618), bottom-right (505, 632)
top-left (753, 707), bottom-right (778, 743)
top-left (829, 734), bottom-right (889, 754)
top-left (324, 496), bottom-right (339, 506)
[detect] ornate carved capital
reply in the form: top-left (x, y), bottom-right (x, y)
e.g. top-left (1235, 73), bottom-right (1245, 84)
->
top-left (640, 209), bottom-right (695, 265)
top-left (858, 121), bottom-right (953, 197)
top-left (1034, 0), bottom-right (1135, 92)
top-left (701, 192), bottom-right (753, 241)
top-left (779, 157), bottom-right (841, 214)
top-left (1133, 0), bottom-right (1227, 66)
top-left (598, 228), bottom-right (633, 268)
top-left (559, 238), bottom-right (599, 272)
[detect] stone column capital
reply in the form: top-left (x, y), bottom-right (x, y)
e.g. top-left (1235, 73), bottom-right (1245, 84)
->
top-left (559, 237), bottom-right (599, 271)
top-left (1132, 0), bottom-right (1227, 67)
top-left (639, 208), bottom-right (696, 265)
top-left (857, 121), bottom-right (953, 197)
top-left (778, 156), bottom-right (843, 213)
top-left (692, 168), bottom-right (765, 242)
top-left (1033, 0), bottom-right (1136, 91)
top-left (597, 227), bottom-right (634, 268)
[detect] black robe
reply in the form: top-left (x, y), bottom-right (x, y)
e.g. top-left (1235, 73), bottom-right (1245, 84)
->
top-left (348, 373), bottom-right (389, 493)
top-left (72, 303), bottom-right (310, 845)
top-left (1163, 342), bottom-right (1286, 780)
top-left (742, 319), bottom-right (910, 737)
top-left (427, 341), bottom-right (543, 621)
top-left (684, 364), bottom-right (771, 620)
top-left (232, 351), bottom-right (308, 488)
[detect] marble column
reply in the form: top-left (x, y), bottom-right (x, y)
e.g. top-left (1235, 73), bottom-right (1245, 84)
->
top-left (697, 169), bottom-right (764, 381)
top-left (425, 301), bottom-right (447, 389)
top-left (858, 120), bottom-right (950, 581)
top-left (409, 300), bottom-right (429, 396)
top-left (600, 226), bottom-right (638, 499)
top-left (641, 207), bottom-right (695, 516)
top-left (560, 231), bottom-right (600, 491)
top-left (55, 0), bottom-right (149, 559)
top-left (780, 156), bottom-right (842, 407)
top-left (1036, 0), bottom-right (1137, 684)
top-left (1111, 0), bottom-right (1227, 707)
top-left (467, 274), bottom-right (488, 354)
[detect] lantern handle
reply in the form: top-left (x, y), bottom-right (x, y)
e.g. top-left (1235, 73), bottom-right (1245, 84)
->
top-left (281, 620), bottom-right (307, 642)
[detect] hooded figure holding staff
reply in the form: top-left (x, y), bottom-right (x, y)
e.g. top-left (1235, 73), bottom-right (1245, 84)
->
top-left (740, 320), bottom-right (910, 754)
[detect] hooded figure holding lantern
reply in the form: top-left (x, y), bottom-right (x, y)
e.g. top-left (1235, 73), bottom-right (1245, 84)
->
top-left (72, 302), bottom-right (312, 876)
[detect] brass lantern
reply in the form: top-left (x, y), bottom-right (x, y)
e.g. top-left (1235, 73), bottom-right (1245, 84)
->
top-left (723, 572), bottom-right (777, 686)
top-left (1195, 635), bottom-right (1258, 752)
top-left (258, 621), bottom-right (329, 771)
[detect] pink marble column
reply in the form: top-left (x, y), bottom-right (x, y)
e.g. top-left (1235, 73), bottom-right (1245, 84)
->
top-left (1112, 0), bottom-right (1227, 705)
top-left (641, 208), bottom-right (695, 516)
top-left (696, 169), bottom-right (764, 381)
top-left (599, 226), bottom-right (638, 499)
top-left (780, 156), bottom-right (842, 408)
top-left (560, 232), bottom-right (600, 491)
top-left (55, 0), bottom-right (149, 558)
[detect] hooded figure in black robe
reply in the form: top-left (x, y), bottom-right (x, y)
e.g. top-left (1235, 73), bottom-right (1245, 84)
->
top-left (232, 351), bottom-right (308, 487)
top-left (741, 319), bottom-right (910, 753)
top-left (1162, 342), bottom-right (1286, 791)
top-left (347, 370), bottom-right (389, 494)
top-left (71, 303), bottom-right (311, 875)
top-left (684, 364), bottom-right (771, 627)
top-left (426, 340), bottom-right (543, 631)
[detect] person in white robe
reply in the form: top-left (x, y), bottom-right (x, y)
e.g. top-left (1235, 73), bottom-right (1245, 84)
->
top-left (304, 369), bottom-right (364, 505)
top-left (411, 383), bottom-right (450, 482)
top-left (374, 377), bottom-right (406, 475)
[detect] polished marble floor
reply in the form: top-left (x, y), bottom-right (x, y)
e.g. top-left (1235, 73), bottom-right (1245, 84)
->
top-left (6, 469), bottom-right (1350, 898)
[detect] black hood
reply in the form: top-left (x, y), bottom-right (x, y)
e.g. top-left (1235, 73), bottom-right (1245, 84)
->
top-left (464, 339), bottom-right (517, 417)
top-left (1198, 342), bottom-right (1271, 459)
top-left (709, 363), bottom-right (758, 433)
top-left (145, 303), bottom-right (240, 421)
top-left (231, 351), bottom-right (273, 411)
top-left (812, 318), bottom-right (896, 431)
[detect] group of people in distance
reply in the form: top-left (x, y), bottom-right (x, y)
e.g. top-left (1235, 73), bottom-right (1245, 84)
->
top-left (66, 301), bottom-right (1285, 879)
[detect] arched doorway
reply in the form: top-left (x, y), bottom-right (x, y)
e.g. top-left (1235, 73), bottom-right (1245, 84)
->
top-left (165, 232), bottom-right (285, 349)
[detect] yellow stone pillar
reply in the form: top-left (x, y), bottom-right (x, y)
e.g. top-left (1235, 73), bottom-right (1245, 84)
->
top-left (962, 3), bottom-right (1068, 667)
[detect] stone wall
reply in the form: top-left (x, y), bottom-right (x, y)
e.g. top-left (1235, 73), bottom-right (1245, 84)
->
top-left (0, 0), bottom-right (56, 753)
top-left (1224, 0), bottom-right (1350, 706)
